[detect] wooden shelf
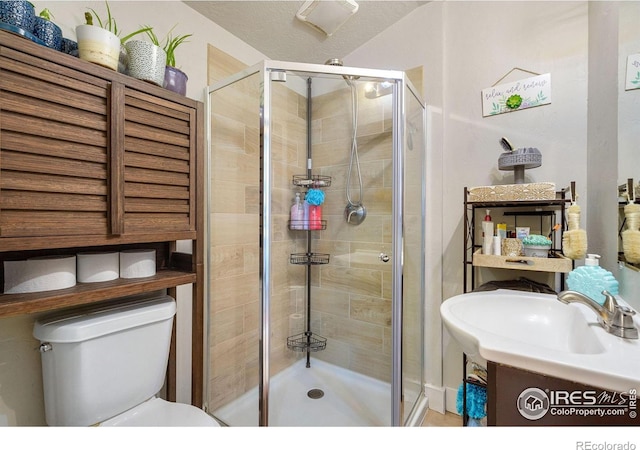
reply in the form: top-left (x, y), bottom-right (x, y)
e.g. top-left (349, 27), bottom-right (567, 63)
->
top-left (0, 269), bottom-right (195, 318)
top-left (472, 249), bottom-right (572, 273)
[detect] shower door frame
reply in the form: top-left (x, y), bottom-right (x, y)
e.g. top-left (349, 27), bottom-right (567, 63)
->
top-left (205, 60), bottom-right (427, 426)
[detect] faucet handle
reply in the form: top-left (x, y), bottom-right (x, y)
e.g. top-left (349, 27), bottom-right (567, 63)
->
top-left (615, 304), bottom-right (636, 317)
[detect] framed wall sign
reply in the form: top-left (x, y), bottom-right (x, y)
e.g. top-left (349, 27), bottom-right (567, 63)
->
top-left (482, 72), bottom-right (551, 117)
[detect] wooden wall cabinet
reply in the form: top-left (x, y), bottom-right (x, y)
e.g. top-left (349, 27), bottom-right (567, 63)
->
top-left (0, 31), bottom-right (205, 406)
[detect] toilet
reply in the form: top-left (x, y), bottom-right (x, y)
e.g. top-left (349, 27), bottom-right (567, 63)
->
top-left (33, 294), bottom-right (220, 427)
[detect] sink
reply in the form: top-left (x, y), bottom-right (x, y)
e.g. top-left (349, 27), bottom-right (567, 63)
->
top-left (441, 289), bottom-right (640, 392)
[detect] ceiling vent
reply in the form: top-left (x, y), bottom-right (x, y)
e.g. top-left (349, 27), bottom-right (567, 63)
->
top-left (296, 0), bottom-right (359, 37)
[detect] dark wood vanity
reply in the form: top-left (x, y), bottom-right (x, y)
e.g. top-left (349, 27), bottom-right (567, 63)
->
top-left (487, 361), bottom-right (638, 426)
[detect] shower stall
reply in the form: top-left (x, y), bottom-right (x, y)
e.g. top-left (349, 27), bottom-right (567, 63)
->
top-left (205, 60), bottom-right (427, 426)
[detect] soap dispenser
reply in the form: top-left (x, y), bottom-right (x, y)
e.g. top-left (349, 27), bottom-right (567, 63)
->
top-left (566, 254), bottom-right (620, 305)
top-left (290, 193), bottom-right (304, 230)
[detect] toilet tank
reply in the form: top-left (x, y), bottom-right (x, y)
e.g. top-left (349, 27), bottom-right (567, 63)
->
top-left (33, 294), bottom-right (176, 426)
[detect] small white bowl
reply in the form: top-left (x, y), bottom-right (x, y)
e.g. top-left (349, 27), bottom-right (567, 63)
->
top-left (523, 244), bottom-right (550, 258)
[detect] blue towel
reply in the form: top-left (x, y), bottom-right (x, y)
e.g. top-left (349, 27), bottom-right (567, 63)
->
top-left (456, 382), bottom-right (487, 419)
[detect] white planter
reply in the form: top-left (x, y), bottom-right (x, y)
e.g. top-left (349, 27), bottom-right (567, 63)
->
top-left (124, 40), bottom-right (166, 86)
top-left (76, 25), bottom-right (120, 71)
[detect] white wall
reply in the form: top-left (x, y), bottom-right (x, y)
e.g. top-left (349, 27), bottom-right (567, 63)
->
top-left (348, 0), bottom-right (590, 413)
top-left (33, 1), bottom-right (267, 102)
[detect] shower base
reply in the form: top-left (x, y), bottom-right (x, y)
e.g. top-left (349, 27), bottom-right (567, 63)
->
top-left (213, 358), bottom-right (391, 426)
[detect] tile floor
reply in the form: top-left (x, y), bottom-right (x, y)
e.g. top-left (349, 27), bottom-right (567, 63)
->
top-left (421, 410), bottom-right (462, 427)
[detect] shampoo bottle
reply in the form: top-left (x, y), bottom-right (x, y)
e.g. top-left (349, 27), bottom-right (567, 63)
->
top-left (308, 204), bottom-right (322, 230)
top-left (290, 193), bottom-right (303, 230)
top-left (566, 254), bottom-right (619, 305)
top-left (482, 209), bottom-right (494, 255)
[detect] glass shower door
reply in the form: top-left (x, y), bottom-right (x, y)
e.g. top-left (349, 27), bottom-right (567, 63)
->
top-left (206, 61), bottom-right (427, 427)
top-left (206, 69), bottom-right (263, 426)
top-left (401, 81), bottom-right (427, 424)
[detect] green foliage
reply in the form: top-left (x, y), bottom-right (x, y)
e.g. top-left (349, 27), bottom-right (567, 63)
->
top-left (145, 25), bottom-right (192, 67)
top-left (38, 8), bottom-right (53, 21)
top-left (84, 1), bottom-right (151, 44)
top-left (85, 1), bottom-right (117, 33)
top-left (164, 29), bottom-right (192, 67)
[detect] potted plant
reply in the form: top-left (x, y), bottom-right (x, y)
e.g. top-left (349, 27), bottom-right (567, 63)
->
top-left (161, 27), bottom-right (192, 95)
top-left (124, 26), bottom-right (167, 86)
top-left (33, 8), bottom-right (62, 51)
top-left (75, 1), bottom-right (150, 72)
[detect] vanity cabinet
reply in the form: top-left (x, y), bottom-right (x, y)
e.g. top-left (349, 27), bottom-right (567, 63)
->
top-left (487, 361), bottom-right (638, 426)
top-left (0, 31), bottom-right (205, 406)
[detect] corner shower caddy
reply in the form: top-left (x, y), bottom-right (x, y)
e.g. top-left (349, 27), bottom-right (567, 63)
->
top-left (286, 175), bottom-right (330, 362)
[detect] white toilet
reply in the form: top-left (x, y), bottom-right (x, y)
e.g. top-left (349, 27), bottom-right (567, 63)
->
top-left (33, 294), bottom-right (220, 427)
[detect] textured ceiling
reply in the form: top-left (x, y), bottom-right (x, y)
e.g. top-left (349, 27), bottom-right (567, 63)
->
top-left (183, 1), bottom-right (428, 64)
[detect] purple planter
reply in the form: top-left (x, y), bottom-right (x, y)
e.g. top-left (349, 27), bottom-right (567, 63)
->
top-left (163, 66), bottom-right (188, 96)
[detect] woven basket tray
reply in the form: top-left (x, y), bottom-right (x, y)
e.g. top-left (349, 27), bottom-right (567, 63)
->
top-left (468, 182), bottom-right (556, 202)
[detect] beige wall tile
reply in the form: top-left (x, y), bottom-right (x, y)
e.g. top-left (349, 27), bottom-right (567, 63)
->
top-left (350, 295), bottom-right (392, 327)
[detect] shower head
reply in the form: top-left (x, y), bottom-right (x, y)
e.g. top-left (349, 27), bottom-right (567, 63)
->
top-left (324, 58), bottom-right (359, 83)
top-left (325, 58), bottom-right (343, 66)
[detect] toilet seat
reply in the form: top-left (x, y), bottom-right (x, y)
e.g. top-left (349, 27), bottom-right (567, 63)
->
top-left (99, 397), bottom-right (220, 427)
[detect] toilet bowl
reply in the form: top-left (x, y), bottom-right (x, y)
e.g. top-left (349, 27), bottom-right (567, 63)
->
top-left (33, 294), bottom-right (219, 427)
top-left (99, 397), bottom-right (218, 427)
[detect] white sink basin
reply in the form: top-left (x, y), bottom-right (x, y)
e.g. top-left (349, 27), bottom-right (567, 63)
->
top-left (441, 289), bottom-right (640, 392)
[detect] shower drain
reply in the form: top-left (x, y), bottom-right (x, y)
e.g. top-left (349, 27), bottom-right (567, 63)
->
top-left (307, 388), bottom-right (324, 399)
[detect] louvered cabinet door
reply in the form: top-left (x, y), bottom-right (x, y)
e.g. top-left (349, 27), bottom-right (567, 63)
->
top-left (0, 47), bottom-right (110, 239)
top-left (120, 89), bottom-right (196, 235)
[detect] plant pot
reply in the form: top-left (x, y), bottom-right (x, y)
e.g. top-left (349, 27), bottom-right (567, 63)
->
top-left (118, 45), bottom-right (128, 74)
top-left (124, 40), bottom-right (166, 86)
top-left (61, 38), bottom-right (78, 56)
top-left (163, 66), bottom-right (188, 95)
top-left (76, 24), bottom-right (120, 71)
top-left (32, 17), bottom-right (62, 51)
top-left (0, 0), bottom-right (35, 33)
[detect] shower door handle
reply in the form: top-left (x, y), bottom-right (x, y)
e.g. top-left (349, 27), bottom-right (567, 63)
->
top-left (379, 253), bottom-right (390, 263)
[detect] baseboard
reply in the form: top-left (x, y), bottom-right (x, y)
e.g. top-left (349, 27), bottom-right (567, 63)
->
top-left (445, 386), bottom-right (461, 415)
top-left (425, 384), bottom-right (446, 414)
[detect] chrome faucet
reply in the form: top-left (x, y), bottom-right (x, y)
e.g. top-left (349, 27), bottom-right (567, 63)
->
top-left (557, 290), bottom-right (638, 339)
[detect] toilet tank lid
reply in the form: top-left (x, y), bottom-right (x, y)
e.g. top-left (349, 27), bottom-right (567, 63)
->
top-left (33, 295), bottom-right (176, 343)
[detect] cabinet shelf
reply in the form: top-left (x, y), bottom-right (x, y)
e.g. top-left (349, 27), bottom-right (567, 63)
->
top-left (463, 186), bottom-right (573, 294)
top-left (0, 269), bottom-right (196, 318)
top-left (472, 249), bottom-right (572, 273)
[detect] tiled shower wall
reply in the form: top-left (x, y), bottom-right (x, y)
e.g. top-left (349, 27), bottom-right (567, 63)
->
top-left (308, 83), bottom-right (394, 382)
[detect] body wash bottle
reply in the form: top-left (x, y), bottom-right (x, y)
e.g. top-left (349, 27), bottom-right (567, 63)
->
top-left (290, 193), bottom-right (303, 229)
top-left (482, 209), bottom-right (494, 255)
